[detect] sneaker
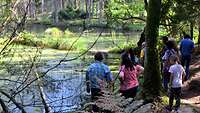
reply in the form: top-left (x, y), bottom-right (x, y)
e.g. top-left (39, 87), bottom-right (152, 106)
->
top-left (165, 106), bottom-right (172, 112)
top-left (174, 108), bottom-right (180, 113)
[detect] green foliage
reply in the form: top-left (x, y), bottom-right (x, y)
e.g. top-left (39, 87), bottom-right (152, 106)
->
top-left (45, 27), bottom-right (63, 38)
top-left (64, 29), bottom-right (75, 38)
top-left (105, 0), bottom-right (145, 27)
top-left (15, 31), bottom-right (37, 46)
top-left (13, 30), bottom-right (87, 51)
top-left (59, 7), bottom-right (86, 20)
top-left (36, 15), bottom-right (52, 25)
top-left (161, 0), bottom-right (200, 36)
top-left (108, 43), bottom-right (136, 53)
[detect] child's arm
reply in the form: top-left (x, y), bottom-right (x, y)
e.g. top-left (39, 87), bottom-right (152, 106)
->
top-left (136, 65), bottom-right (144, 76)
top-left (119, 66), bottom-right (125, 83)
top-left (182, 68), bottom-right (186, 82)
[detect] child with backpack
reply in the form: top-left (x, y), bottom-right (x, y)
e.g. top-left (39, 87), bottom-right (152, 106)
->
top-left (166, 54), bottom-right (186, 112)
top-left (162, 40), bottom-right (178, 91)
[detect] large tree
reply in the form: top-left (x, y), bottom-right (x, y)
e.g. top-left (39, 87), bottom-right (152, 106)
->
top-left (142, 0), bottom-right (162, 101)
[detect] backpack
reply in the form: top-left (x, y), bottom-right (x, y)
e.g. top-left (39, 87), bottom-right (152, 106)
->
top-left (162, 49), bottom-right (176, 73)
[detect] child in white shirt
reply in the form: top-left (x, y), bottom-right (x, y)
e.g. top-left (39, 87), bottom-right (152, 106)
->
top-left (167, 54), bottom-right (186, 112)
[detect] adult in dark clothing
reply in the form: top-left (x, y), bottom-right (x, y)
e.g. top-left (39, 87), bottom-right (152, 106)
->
top-left (160, 36), bottom-right (169, 76)
top-left (160, 36), bottom-right (169, 58)
top-left (137, 31), bottom-right (145, 48)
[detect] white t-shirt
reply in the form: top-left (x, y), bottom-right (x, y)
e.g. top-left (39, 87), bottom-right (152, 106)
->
top-left (169, 64), bottom-right (185, 88)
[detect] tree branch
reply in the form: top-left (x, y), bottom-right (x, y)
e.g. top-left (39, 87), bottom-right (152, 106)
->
top-left (0, 90), bottom-right (27, 113)
top-left (0, 97), bottom-right (10, 113)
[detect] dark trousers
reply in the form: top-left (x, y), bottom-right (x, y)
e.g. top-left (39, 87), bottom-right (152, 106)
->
top-left (120, 86), bottom-right (138, 99)
top-left (91, 88), bottom-right (102, 101)
top-left (162, 72), bottom-right (170, 91)
top-left (169, 87), bottom-right (181, 109)
top-left (181, 55), bottom-right (191, 80)
top-left (91, 88), bottom-right (102, 112)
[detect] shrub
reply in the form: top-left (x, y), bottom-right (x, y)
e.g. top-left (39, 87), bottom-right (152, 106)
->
top-left (44, 27), bottom-right (63, 38)
top-left (15, 31), bottom-right (36, 46)
top-left (109, 43), bottom-right (136, 53)
top-left (64, 29), bottom-right (74, 38)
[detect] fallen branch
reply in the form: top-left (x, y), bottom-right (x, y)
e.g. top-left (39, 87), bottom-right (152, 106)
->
top-left (35, 72), bottom-right (52, 113)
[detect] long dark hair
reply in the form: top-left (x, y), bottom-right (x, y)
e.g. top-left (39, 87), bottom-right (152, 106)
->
top-left (166, 40), bottom-right (178, 52)
top-left (121, 52), bottom-right (135, 71)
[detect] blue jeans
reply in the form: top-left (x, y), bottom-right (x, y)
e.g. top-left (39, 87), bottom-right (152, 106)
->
top-left (181, 55), bottom-right (191, 80)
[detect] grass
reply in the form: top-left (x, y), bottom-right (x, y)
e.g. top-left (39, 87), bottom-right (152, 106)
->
top-left (11, 28), bottom-right (140, 53)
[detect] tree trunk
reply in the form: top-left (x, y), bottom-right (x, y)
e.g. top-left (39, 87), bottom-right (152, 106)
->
top-left (88, 0), bottom-right (91, 18)
top-left (144, 0), bottom-right (148, 11)
top-left (81, 0), bottom-right (85, 13)
top-left (96, 1), bottom-right (100, 18)
top-left (60, 0), bottom-right (63, 10)
top-left (91, 0), bottom-right (94, 17)
top-left (100, 0), bottom-right (104, 18)
top-left (52, 0), bottom-right (59, 24)
top-left (198, 21), bottom-right (200, 47)
top-left (41, 0), bottom-right (45, 13)
top-left (85, 0), bottom-right (89, 18)
top-left (142, 0), bottom-right (162, 102)
top-left (29, 0), bottom-right (36, 19)
top-left (69, 0), bottom-right (73, 7)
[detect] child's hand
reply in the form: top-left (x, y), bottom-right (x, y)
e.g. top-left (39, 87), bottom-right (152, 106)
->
top-left (86, 82), bottom-right (90, 93)
top-left (86, 86), bottom-right (90, 93)
top-left (182, 80), bottom-right (185, 84)
top-left (167, 88), bottom-right (171, 95)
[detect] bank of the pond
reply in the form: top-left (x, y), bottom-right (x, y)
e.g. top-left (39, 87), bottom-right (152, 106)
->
top-left (0, 43), bottom-right (122, 112)
top-left (11, 27), bottom-right (141, 53)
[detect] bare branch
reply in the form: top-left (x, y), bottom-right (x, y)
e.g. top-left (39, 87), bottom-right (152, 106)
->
top-left (0, 97), bottom-right (10, 113)
top-left (0, 90), bottom-right (27, 113)
top-left (14, 29), bottom-right (103, 98)
top-left (0, 0), bottom-right (31, 55)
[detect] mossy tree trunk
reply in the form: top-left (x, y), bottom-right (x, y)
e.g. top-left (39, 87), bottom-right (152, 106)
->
top-left (198, 21), bottom-right (200, 47)
top-left (142, 0), bottom-right (162, 101)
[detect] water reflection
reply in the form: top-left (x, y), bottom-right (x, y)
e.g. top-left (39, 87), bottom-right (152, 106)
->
top-left (40, 60), bottom-right (86, 112)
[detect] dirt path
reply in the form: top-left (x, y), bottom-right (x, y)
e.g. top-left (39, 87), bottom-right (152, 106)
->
top-left (181, 53), bottom-right (200, 112)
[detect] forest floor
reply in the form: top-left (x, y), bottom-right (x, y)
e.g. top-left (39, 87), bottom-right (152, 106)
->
top-left (179, 50), bottom-right (200, 112)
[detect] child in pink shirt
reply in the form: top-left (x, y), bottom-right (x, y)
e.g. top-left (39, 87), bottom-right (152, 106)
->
top-left (119, 52), bottom-right (144, 98)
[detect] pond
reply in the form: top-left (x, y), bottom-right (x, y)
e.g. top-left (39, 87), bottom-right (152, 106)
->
top-left (0, 26), bottom-right (141, 112)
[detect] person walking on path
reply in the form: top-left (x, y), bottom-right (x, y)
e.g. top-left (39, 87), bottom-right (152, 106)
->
top-left (160, 36), bottom-right (169, 78)
top-left (180, 34), bottom-right (195, 80)
top-left (162, 40), bottom-right (178, 91)
top-left (86, 52), bottom-right (113, 100)
top-left (160, 36), bottom-right (169, 58)
top-left (167, 54), bottom-right (186, 112)
top-left (119, 53), bottom-right (144, 98)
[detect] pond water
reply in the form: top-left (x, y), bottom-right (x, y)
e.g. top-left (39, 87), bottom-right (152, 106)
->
top-left (0, 25), bottom-right (141, 112)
